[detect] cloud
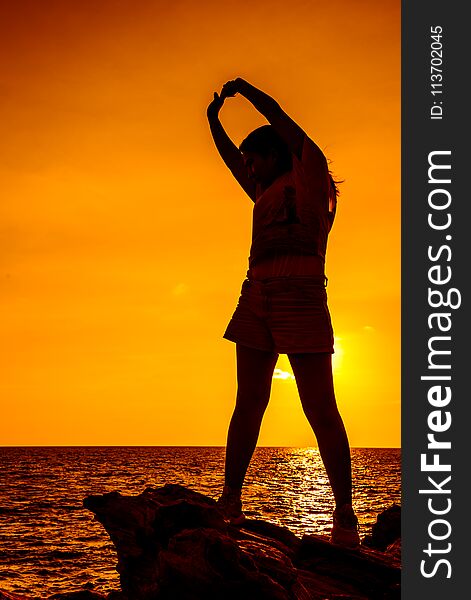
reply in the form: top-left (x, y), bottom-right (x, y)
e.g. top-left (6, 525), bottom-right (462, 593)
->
top-left (273, 368), bottom-right (295, 381)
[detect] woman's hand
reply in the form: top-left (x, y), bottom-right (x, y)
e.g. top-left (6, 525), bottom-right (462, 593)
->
top-left (207, 78), bottom-right (247, 120)
top-left (207, 91), bottom-right (225, 120)
top-left (220, 77), bottom-right (246, 100)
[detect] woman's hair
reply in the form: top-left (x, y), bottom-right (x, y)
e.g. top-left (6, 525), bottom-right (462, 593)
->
top-left (328, 170), bottom-right (342, 221)
top-left (240, 124), bottom-right (342, 217)
top-left (239, 125), bottom-right (292, 174)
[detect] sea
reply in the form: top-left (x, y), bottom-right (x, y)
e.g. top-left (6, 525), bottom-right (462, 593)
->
top-left (0, 446), bottom-right (400, 598)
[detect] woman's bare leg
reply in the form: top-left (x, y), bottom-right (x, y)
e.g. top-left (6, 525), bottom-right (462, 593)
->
top-left (288, 352), bottom-right (352, 508)
top-left (224, 343), bottom-right (279, 491)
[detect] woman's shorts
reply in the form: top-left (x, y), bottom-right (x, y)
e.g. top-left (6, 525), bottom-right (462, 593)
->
top-left (223, 276), bottom-right (334, 354)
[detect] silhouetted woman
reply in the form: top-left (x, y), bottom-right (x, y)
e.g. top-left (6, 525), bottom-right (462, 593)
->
top-left (207, 77), bottom-right (359, 547)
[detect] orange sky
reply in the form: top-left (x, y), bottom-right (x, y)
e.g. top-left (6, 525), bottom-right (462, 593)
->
top-left (0, 0), bottom-right (400, 447)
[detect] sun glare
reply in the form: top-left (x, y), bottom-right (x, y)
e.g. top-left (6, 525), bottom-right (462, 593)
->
top-left (332, 336), bottom-right (344, 373)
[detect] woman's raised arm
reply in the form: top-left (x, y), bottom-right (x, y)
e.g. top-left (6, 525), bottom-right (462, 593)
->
top-left (207, 92), bottom-right (256, 202)
top-left (221, 78), bottom-right (326, 165)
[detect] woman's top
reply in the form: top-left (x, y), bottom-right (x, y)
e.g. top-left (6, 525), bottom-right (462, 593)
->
top-left (247, 134), bottom-right (336, 281)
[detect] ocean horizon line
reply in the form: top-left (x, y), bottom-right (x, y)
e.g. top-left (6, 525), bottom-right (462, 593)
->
top-left (1, 444), bottom-right (401, 449)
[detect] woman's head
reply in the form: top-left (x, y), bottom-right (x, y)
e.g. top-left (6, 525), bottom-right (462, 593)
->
top-left (239, 125), bottom-right (292, 186)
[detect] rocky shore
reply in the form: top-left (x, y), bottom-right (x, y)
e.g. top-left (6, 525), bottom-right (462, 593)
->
top-left (1, 485), bottom-right (400, 600)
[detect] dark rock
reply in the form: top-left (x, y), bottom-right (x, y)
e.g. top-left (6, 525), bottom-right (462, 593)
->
top-left (362, 504), bottom-right (401, 552)
top-left (298, 534), bottom-right (400, 599)
top-left (158, 526), bottom-right (291, 599)
top-left (83, 484), bottom-right (401, 600)
top-left (385, 538), bottom-right (401, 561)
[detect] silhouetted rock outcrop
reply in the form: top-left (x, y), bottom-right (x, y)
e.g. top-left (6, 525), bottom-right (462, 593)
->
top-left (0, 488), bottom-right (401, 599)
top-left (362, 504), bottom-right (401, 552)
top-left (82, 484), bottom-right (401, 600)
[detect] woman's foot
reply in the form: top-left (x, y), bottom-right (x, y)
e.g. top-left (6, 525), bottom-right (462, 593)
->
top-left (330, 503), bottom-right (360, 548)
top-left (216, 486), bottom-right (246, 525)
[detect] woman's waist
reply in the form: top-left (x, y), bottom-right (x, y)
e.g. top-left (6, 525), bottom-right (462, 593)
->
top-left (241, 275), bottom-right (328, 297)
top-left (248, 253), bottom-right (325, 281)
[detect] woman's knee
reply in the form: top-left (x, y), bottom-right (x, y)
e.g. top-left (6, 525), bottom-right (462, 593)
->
top-left (302, 399), bottom-right (342, 430)
top-left (234, 389), bottom-right (270, 420)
